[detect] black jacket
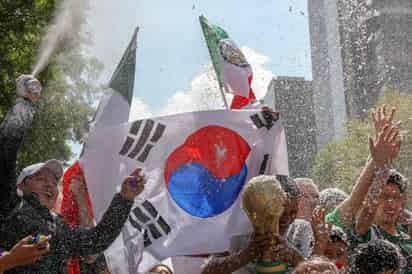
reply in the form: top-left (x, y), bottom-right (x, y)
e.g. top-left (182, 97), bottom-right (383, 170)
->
top-left (0, 99), bottom-right (134, 273)
top-left (0, 98), bottom-right (34, 219)
top-left (2, 192), bottom-right (132, 273)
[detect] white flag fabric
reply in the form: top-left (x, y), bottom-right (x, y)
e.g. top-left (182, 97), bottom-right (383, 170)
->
top-left (60, 27), bottom-right (138, 274)
top-left (199, 15), bottom-right (253, 98)
top-left (220, 39), bottom-right (253, 97)
top-left (81, 109), bottom-right (288, 272)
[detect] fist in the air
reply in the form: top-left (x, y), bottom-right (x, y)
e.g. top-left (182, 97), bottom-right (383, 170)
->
top-left (120, 168), bottom-right (145, 201)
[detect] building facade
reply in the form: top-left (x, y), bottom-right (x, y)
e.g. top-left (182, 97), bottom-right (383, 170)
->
top-left (308, 0), bottom-right (347, 149)
top-left (264, 77), bottom-right (317, 177)
top-left (308, 0), bottom-right (412, 146)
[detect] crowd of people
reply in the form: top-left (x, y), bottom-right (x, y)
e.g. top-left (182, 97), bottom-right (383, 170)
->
top-left (0, 75), bottom-right (409, 274)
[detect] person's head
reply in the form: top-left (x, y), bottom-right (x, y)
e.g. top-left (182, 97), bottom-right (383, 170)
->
top-left (278, 176), bottom-right (301, 234)
top-left (349, 239), bottom-right (400, 274)
top-left (17, 160), bottom-right (63, 210)
top-left (375, 169), bottom-right (408, 226)
top-left (292, 256), bottom-right (338, 274)
top-left (319, 188), bottom-right (348, 215)
top-left (149, 264), bottom-right (173, 274)
top-left (324, 226), bottom-right (348, 270)
top-left (295, 178), bottom-right (320, 220)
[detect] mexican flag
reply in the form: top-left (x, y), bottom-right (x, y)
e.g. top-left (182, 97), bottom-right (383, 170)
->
top-left (199, 15), bottom-right (256, 109)
top-left (60, 27), bottom-right (139, 274)
top-left (90, 27), bottom-right (138, 130)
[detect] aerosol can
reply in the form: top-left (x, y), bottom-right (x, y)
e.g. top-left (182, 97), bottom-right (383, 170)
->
top-left (24, 77), bottom-right (42, 95)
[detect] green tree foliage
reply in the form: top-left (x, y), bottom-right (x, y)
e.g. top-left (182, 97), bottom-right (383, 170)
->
top-left (0, 0), bottom-right (103, 171)
top-left (311, 89), bottom-right (412, 193)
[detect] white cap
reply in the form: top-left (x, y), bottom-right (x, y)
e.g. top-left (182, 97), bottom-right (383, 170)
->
top-left (17, 159), bottom-right (63, 185)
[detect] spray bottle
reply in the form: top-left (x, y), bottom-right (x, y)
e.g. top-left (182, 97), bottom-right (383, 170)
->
top-left (24, 76), bottom-right (42, 95)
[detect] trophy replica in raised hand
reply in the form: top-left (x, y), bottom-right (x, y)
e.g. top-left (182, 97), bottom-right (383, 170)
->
top-left (242, 175), bottom-right (288, 274)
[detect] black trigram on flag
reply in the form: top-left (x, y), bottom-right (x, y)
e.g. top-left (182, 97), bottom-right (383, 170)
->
top-left (249, 111), bottom-right (279, 130)
top-left (127, 200), bottom-right (171, 247)
top-left (259, 154), bottom-right (270, 175)
top-left (119, 119), bottom-right (166, 162)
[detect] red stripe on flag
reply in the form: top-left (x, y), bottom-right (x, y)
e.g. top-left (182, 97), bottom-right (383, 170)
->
top-left (230, 75), bottom-right (256, 109)
top-left (61, 161), bottom-right (95, 274)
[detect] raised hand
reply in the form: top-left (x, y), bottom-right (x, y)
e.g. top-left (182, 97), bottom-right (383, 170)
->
top-left (369, 124), bottom-right (401, 167)
top-left (260, 106), bottom-right (280, 129)
top-left (372, 105), bottom-right (396, 132)
top-left (269, 234), bottom-right (304, 267)
top-left (311, 206), bottom-right (333, 256)
top-left (371, 105), bottom-right (396, 136)
top-left (120, 168), bottom-right (145, 201)
top-left (16, 75), bottom-right (42, 103)
top-left (243, 233), bottom-right (274, 260)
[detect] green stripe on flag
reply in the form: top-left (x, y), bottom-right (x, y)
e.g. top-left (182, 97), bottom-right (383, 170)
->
top-left (199, 15), bottom-right (229, 89)
top-left (109, 27), bottom-right (139, 105)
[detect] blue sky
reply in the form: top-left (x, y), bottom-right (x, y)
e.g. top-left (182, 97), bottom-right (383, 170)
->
top-left (87, 0), bottom-right (312, 114)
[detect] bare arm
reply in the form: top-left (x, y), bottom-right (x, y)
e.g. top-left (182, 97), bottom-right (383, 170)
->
top-left (355, 168), bottom-right (388, 235)
top-left (335, 106), bottom-right (400, 228)
top-left (311, 207), bottom-right (332, 257)
top-left (202, 250), bottom-right (254, 274)
top-left (201, 234), bottom-right (271, 274)
top-left (336, 157), bottom-right (377, 228)
top-left (269, 235), bottom-right (304, 267)
top-left (58, 171), bottom-right (145, 258)
top-left (355, 125), bottom-right (401, 235)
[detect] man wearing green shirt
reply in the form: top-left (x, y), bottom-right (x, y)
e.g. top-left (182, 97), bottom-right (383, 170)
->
top-left (353, 167), bottom-right (412, 273)
top-left (325, 105), bottom-right (401, 233)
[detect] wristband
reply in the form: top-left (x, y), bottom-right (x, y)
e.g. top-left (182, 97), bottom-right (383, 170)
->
top-left (256, 260), bottom-right (288, 274)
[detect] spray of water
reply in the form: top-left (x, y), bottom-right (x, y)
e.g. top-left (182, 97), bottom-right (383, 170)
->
top-left (32, 0), bottom-right (87, 76)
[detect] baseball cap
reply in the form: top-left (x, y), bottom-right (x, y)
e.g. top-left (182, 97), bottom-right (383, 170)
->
top-left (17, 159), bottom-right (63, 185)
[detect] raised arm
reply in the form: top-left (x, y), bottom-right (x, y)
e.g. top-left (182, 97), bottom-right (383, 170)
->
top-left (355, 125), bottom-right (401, 235)
top-left (56, 170), bottom-right (145, 257)
top-left (0, 75), bottom-right (41, 218)
top-left (332, 106), bottom-right (400, 228)
top-left (354, 169), bottom-right (388, 236)
top-left (335, 157), bottom-right (376, 228)
top-left (311, 207), bottom-right (333, 257)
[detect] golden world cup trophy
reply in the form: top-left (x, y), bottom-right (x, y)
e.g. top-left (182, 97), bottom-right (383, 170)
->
top-left (242, 175), bottom-right (288, 274)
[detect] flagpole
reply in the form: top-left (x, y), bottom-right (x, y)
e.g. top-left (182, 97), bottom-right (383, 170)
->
top-left (199, 15), bottom-right (230, 110)
top-left (218, 82), bottom-right (230, 110)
